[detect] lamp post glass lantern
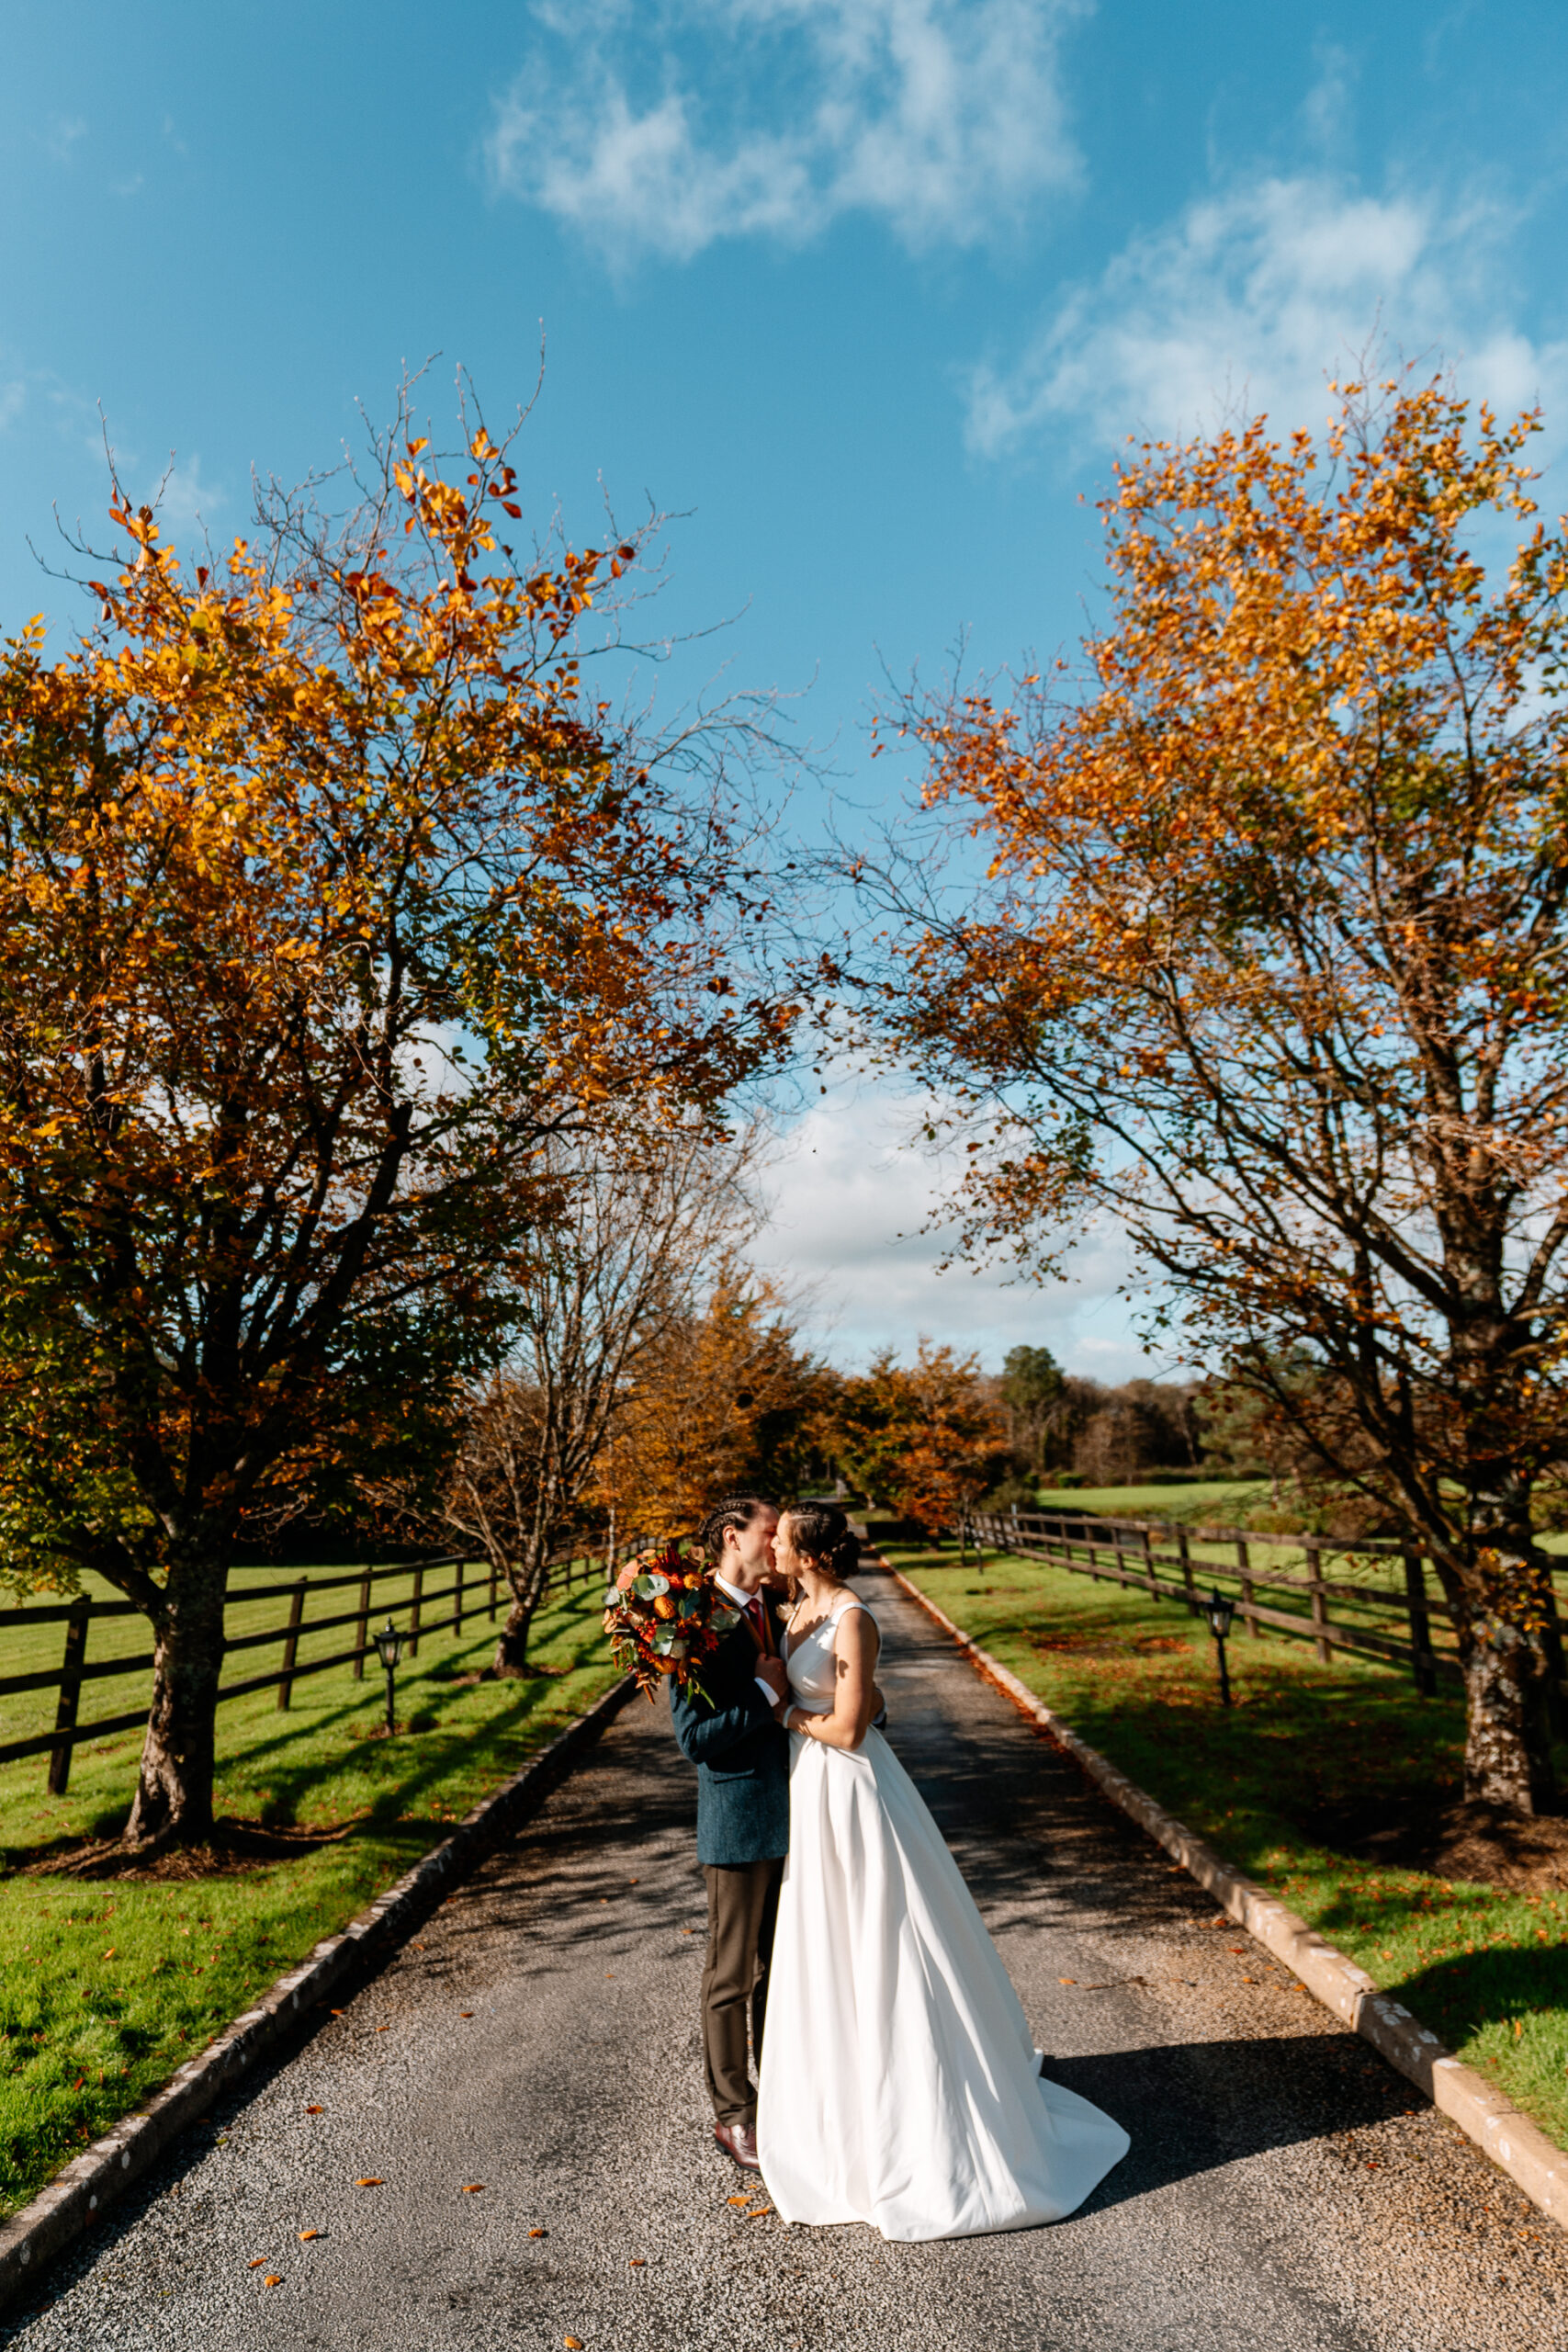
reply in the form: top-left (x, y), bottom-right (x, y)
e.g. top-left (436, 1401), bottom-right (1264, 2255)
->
top-left (1204, 1588), bottom-right (1235, 1708)
top-left (373, 1618), bottom-right (405, 1735)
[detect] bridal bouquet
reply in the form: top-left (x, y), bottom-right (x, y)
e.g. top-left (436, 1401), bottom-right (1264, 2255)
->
top-left (603, 1537), bottom-right (744, 1703)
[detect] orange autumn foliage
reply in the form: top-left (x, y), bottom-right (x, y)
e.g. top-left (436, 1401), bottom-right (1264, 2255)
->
top-left (0, 388), bottom-right (790, 1843)
top-left (864, 373), bottom-right (1568, 1813)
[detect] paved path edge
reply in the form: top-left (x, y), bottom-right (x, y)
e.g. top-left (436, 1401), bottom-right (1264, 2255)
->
top-left (884, 1559), bottom-right (1568, 2233)
top-left (0, 1671), bottom-right (639, 2313)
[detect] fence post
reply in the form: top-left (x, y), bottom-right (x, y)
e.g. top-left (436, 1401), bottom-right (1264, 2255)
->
top-left (409, 1561), bottom-right (423, 1659)
top-left (46, 1596), bottom-right (91, 1797)
top-left (1235, 1536), bottom-right (1258, 1639)
top-left (353, 1567), bottom-right (371, 1679)
top-left (1141, 1526), bottom-right (1158, 1600)
top-left (276, 1577), bottom-right (306, 1712)
top-left (454, 1556), bottom-right (465, 1635)
top-left (1403, 1550), bottom-right (1437, 1698)
top-left (1304, 1537), bottom-right (1331, 1662)
top-left (1177, 1525), bottom-right (1197, 1615)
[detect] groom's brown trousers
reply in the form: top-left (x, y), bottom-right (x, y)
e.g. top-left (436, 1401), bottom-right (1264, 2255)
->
top-left (701, 1857), bottom-right (784, 2127)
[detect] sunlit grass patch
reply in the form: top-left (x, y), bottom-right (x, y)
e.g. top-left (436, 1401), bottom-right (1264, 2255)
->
top-left (0, 1574), bottom-right (623, 2220)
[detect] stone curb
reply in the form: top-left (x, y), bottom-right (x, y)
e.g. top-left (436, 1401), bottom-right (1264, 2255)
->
top-left (0, 1671), bottom-right (638, 2312)
top-left (883, 1560), bottom-right (1568, 2233)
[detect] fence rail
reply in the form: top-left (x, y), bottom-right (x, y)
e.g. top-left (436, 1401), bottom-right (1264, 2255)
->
top-left (961, 1508), bottom-right (1568, 1698)
top-left (0, 1537), bottom-right (623, 1793)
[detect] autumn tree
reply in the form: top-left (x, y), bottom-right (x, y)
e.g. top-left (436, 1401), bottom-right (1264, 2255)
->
top-left (858, 374), bottom-right (1568, 1813)
top-left (592, 1266), bottom-right (822, 1537)
top-left (0, 391), bottom-right (789, 1849)
top-left (417, 1118), bottom-right (766, 1675)
top-left (816, 1340), bottom-right (1005, 1537)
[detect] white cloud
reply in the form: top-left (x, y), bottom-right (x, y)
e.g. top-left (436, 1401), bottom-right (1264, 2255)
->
top-left (44, 114), bottom-right (87, 165)
top-left (152, 455), bottom-right (224, 537)
top-left (965, 172), bottom-right (1568, 458)
top-left (749, 1067), bottom-right (1152, 1376)
top-left (488, 0), bottom-right (1085, 264)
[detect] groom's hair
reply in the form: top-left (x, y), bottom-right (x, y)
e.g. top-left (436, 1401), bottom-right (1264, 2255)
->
top-left (699, 1495), bottom-right (773, 1566)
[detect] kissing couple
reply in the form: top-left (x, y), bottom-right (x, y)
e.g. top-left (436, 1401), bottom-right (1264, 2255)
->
top-left (670, 1495), bottom-right (1130, 2243)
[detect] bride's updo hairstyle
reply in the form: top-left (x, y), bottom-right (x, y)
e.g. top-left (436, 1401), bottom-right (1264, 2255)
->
top-left (784, 1503), bottom-right (860, 1581)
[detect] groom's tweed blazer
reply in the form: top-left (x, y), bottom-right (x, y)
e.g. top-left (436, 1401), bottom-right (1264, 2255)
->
top-left (669, 1605), bottom-right (789, 1867)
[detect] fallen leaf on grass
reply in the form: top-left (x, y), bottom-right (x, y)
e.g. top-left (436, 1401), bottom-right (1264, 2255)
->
top-left (298, 2230), bottom-right (321, 2242)
top-left (460, 2183), bottom-right (484, 2194)
top-left (355, 2177), bottom-right (384, 2188)
top-left (101, 1948), bottom-right (116, 1961)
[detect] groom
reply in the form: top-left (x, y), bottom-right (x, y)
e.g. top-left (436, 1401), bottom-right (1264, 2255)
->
top-left (669, 1494), bottom-right (791, 2171)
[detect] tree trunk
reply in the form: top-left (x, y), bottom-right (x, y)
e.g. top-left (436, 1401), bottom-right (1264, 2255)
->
top-left (491, 1544), bottom-right (550, 1678)
top-left (1461, 1626), bottom-right (1557, 1812)
top-left (123, 1555), bottom-right (229, 1848)
top-left (1459, 1468), bottom-right (1559, 1815)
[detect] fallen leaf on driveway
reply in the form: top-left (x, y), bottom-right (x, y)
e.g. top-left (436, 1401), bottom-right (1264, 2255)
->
top-left (459, 2009), bottom-right (474, 2018)
top-left (461, 2184), bottom-right (484, 2194)
top-left (264, 2275), bottom-right (283, 2288)
top-left (629, 2257), bottom-right (646, 2267)
top-left (1057, 1977), bottom-right (1077, 1985)
top-left (355, 2177), bottom-right (384, 2188)
top-left (299, 2229), bottom-right (321, 2241)
top-left (726, 2195), bottom-right (750, 2208)
top-left (748, 2205), bottom-right (773, 2220)
top-left (247, 2258), bottom-right (265, 2269)
top-left (565, 2337), bottom-right (583, 2348)
top-left (376, 2025), bottom-right (390, 2033)
top-left (528, 2226), bottom-right (547, 2238)
top-left (304, 2105), bottom-right (323, 2115)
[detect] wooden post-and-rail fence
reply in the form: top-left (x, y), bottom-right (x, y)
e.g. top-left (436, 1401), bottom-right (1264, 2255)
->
top-left (0, 1536), bottom-right (624, 1796)
top-left (963, 1507), bottom-right (1568, 1702)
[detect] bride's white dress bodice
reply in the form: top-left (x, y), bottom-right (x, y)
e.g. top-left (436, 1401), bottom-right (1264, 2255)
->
top-left (783, 1599), bottom-right (861, 1712)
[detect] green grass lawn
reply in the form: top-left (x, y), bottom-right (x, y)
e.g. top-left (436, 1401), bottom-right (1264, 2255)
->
top-left (890, 1539), bottom-right (1568, 2149)
top-left (0, 1568), bottom-right (624, 2222)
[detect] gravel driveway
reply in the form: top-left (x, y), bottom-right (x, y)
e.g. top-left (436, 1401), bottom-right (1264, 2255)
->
top-left (4, 1564), bottom-right (1565, 2352)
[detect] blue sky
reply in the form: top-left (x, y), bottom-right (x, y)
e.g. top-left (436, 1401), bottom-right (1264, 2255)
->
top-left (6, 1), bottom-right (1568, 1374)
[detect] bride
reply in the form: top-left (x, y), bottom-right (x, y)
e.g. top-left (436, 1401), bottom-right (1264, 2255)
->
top-left (755, 1503), bottom-right (1130, 2241)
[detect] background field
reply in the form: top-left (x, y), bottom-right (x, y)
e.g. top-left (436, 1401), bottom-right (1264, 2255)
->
top-left (0, 1569), bottom-right (626, 2222)
top-left (891, 1537), bottom-right (1568, 2147)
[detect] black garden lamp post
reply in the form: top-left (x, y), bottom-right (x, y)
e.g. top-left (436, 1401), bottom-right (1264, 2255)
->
top-left (372, 1618), bottom-right (404, 1735)
top-left (1204, 1588), bottom-right (1235, 1709)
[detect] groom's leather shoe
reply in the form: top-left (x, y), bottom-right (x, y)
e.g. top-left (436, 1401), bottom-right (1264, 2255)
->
top-left (714, 2120), bottom-right (761, 2170)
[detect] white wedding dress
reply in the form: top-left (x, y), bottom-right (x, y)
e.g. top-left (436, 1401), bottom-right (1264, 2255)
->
top-left (756, 1595), bottom-right (1130, 2241)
